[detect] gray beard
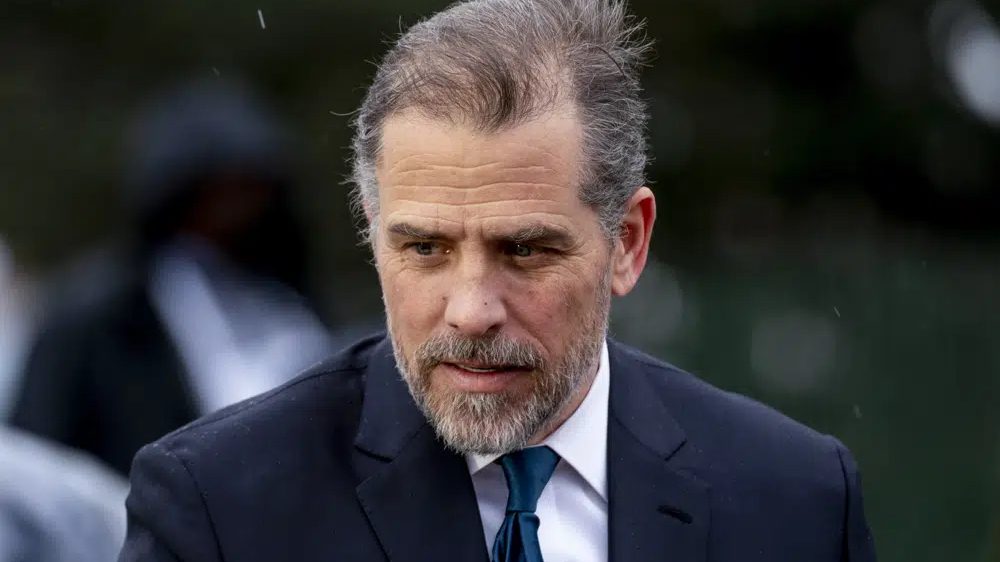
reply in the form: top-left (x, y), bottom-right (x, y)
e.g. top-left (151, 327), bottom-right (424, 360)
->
top-left (387, 270), bottom-right (610, 456)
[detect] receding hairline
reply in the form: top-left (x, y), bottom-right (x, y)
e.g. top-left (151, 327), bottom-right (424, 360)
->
top-left (350, 0), bottom-right (654, 242)
top-left (370, 56), bottom-right (577, 157)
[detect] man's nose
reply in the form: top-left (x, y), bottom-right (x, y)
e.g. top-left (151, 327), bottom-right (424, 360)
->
top-left (444, 260), bottom-right (507, 337)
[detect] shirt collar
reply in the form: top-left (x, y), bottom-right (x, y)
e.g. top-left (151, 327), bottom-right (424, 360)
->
top-left (466, 340), bottom-right (610, 501)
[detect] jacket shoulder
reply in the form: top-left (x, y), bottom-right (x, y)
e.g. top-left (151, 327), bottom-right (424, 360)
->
top-left (616, 342), bottom-right (841, 474)
top-left (613, 343), bottom-right (874, 557)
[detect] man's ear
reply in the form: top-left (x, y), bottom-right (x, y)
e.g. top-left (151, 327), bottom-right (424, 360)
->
top-left (610, 187), bottom-right (656, 296)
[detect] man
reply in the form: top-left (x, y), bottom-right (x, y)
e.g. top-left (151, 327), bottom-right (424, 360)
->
top-left (120, 1), bottom-right (876, 560)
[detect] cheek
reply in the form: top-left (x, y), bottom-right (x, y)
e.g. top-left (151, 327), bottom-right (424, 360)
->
top-left (379, 266), bottom-right (447, 338)
top-left (508, 267), bottom-right (604, 345)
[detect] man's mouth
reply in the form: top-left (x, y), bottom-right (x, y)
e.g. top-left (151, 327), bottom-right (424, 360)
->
top-left (435, 361), bottom-right (534, 392)
top-left (445, 362), bottom-right (523, 374)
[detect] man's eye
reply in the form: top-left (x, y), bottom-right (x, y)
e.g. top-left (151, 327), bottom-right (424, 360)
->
top-left (506, 243), bottom-right (537, 258)
top-left (411, 242), bottom-right (437, 256)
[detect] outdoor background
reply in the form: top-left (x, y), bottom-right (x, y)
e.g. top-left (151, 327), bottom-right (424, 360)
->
top-left (1, 0), bottom-right (998, 560)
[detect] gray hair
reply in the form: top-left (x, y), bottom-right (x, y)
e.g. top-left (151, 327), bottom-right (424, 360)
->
top-left (350, 0), bottom-right (652, 241)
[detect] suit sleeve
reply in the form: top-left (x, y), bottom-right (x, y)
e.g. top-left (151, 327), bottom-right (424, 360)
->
top-left (118, 442), bottom-right (222, 562)
top-left (831, 438), bottom-right (877, 562)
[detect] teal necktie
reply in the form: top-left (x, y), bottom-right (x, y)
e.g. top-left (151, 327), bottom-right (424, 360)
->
top-left (491, 446), bottom-right (561, 562)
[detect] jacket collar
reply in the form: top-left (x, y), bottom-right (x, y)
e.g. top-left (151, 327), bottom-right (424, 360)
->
top-left (353, 338), bottom-right (427, 460)
top-left (353, 336), bottom-right (712, 562)
top-left (353, 337), bottom-right (490, 562)
top-left (607, 341), bottom-right (711, 562)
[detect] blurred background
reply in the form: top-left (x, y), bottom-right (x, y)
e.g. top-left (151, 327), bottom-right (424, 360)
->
top-left (0, 0), bottom-right (997, 560)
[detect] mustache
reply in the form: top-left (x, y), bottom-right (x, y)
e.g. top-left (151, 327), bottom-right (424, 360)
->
top-left (414, 332), bottom-right (544, 371)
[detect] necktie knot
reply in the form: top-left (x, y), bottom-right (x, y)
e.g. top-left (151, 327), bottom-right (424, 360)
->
top-left (499, 446), bottom-right (560, 513)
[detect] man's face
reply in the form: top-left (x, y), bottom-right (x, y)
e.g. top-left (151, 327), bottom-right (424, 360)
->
top-left (374, 107), bottom-right (615, 455)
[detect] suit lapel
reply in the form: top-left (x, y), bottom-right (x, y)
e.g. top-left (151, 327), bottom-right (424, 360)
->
top-left (607, 341), bottom-right (711, 562)
top-left (352, 337), bottom-right (711, 562)
top-left (354, 339), bottom-right (490, 562)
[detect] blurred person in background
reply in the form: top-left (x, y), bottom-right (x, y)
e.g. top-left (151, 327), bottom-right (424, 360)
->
top-left (0, 425), bottom-right (127, 562)
top-left (9, 78), bottom-right (334, 475)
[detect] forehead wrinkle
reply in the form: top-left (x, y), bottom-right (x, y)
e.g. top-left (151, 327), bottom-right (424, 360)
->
top-left (387, 208), bottom-right (580, 232)
top-left (418, 163), bottom-right (551, 173)
top-left (383, 212), bottom-right (464, 227)
top-left (390, 161), bottom-right (553, 176)
top-left (383, 199), bottom-right (574, 218)
top-left (377, 109), bottom-right (586, 221)
top-left (382, 125), bottom-right (576, 161)
top-left (379, 114), bottom-right (582, 179)
top-left (389, 165), bottom-right (565, 187)
top-left (377, 160), bottom-right (577, 212)
top-left (384, 157), bottom-right (572, 192)
top-left (387, 182), bottom-right (572, 206)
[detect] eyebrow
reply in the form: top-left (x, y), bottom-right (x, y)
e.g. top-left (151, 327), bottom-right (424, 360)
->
top-left (499, 224), bottom-right (575, 248)
top-left (386, 222), bottom-right (441, 239)
top-left (385, 221), bottom-right (575, 248)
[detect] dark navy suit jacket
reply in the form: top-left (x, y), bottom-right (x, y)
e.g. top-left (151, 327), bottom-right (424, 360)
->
top-left (119, 333), bottom-right (876, 561)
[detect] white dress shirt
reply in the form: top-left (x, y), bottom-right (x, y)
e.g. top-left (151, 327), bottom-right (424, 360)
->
top-left (467, 341), bottom-right (609, 562)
